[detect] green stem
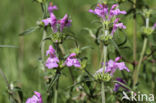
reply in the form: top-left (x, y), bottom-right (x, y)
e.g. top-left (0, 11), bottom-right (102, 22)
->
top-left (133, 18), bottom-right (149, 87)
top-left (59, 44), bottom-right (66, 55)
top-left (41, 29), bottom-right (47, 70)
top-left (40, 2), bottom-right (47, 70)
top-left (101, 82), bottom-right (105, 103)
top-left (54, 78), bottom-right (59, 103)
top-left (103, 46), bottom-right (107, 73)
top-left (152, 61), bottom-right (155, 94)
top-left (54, 89), bottom-right (58, 103)
top-left (133, 38), bottom-right (147, 87)
top-left (101, 30), bottom-right (108, 103)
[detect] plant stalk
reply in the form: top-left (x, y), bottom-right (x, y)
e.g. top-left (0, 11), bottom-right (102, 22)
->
top-left (133, 38), bottom-right (147, 87)
top-left (152, 61), bottom-right (155, 94)
top-left (133, 18), bottom-right (149, 87)
top-left (41, 29), bottom-right (47, 71)
top-left (101, 30), bottom-right (108, 103)
top-left (101, 82), bottom-right (105, 103)
top-left (54, 78), bottom-right (59, 103)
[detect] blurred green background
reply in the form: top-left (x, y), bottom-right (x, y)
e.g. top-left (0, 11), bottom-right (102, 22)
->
top-left (0, 0), bottom-right (156, 102)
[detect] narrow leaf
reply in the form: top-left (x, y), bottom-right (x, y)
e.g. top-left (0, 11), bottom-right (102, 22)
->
top-left (19, 26), bottom-right (39, 36)
top-left (0, 45), bottom-right (17, 48)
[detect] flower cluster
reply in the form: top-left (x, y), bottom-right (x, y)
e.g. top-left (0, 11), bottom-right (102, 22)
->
top-left (42, 3), bottom-right (72, 33)
top-left (95, 57), bottom-right (129, 76)
top-left (45, 45), bottom-right (81, 69)
top-left (89, 3), bottom-right (127, 35)
top-left (26, 91), bottom-right (43, 103)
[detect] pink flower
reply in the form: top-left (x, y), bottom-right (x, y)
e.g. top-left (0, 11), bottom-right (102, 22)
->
top-left (109, 4), bottom-right (126, 20)
top-left (96, 57), bottom-right (129, 76)
top-left (111, 18), bottom-right (126, 35)
top-left (64, 53), bottom-right (81, 68)
top-left (26, 91), bottom-right (43, 103)
top-left (48, 2), bottom-right (58, 13)
top-left (89, 3), bottom-right (108, 20)
top-left (89, 4), bottom-right (126, 20)
top-left (46, 45), bottom-right (56, 57)
top-left (58, 14), bottom-right (72, 32)
top-left (45, 45), bottom-right (59, 69)
top-left (42, 13), bottom-right (57, 32)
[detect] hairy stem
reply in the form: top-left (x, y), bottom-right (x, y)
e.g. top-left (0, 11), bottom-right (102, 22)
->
top-left (41, 29), bottom-right (47, 71)
top-left (133, 18), bottom-right (149, 87)
top-left (101, 82), bottom-right (105, 103)
top-left (54, 78), bottom-right (59, 103)
top-left (101, 30), bottom-right (108, 103)
top-left (133, 38), bottom-right (147, 87)
top-left (59, 44), bottom-right (66, 55)
top-left (40, 2), bottom-right (48, 71)
top-left (152, 61), bottom-right (155, 94)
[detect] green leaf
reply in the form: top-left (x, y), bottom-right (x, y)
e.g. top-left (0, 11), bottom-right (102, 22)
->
top-left (118, 31), bottom-right (128, 47)
top-left (80, 46), bottom-right (93, 51)
top-left (83, 28), bottom-right (96, 39)
top-left (0, 45), bottom-right (17, 48)
top-left (110, 39), bottom-right (121, 53)
top-left (48, 73), bottom-right (60, 91)
top-left (113, 80), bottom-right (132, 91)
top-left (19, 26), bottom-right (39, 36)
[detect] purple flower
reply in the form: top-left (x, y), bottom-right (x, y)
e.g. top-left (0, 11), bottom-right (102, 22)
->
top-left (111, 18), bottom-right (126, 35)
top-left (58, 14), bottom-right (72, 32)
top-left (46, 45), bottom-right (56, 57)
top-left (64, 53), bottom-right (81, 68)
top-left (42, 13), bottom-right (57, 32)
top-left (48, 2), bottom-right (58, 13)
top-left (89, 4), bottom-right (126, 20)
top-left (45, 45), bottom-right (59, 69)
top-left (45, 57), bottom-right (59, 69)
top-left (114, 78), bottom-right (129, 92)
top-left (26, 91), bottom-right (43, 103)
top-left (109, 4), bottom-right (126, 20)
top-left (96, 57), bottom-right (129, 76)
top-left (105, 57), bottom-right (129, 75)
top-left (89, 3), bottom-right (108, 20)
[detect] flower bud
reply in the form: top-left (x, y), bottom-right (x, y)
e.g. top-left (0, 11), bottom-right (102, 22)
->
top-left (143, 9), bottom-right (152, 18)
top-left (99, 34), bottom-right (112, 45)
top-left (143, 27), bottom-right (154, 35)
top-left (51, 33), bottom-right (62, 43)
top-left (94, 73), bottom-right (111, 82)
